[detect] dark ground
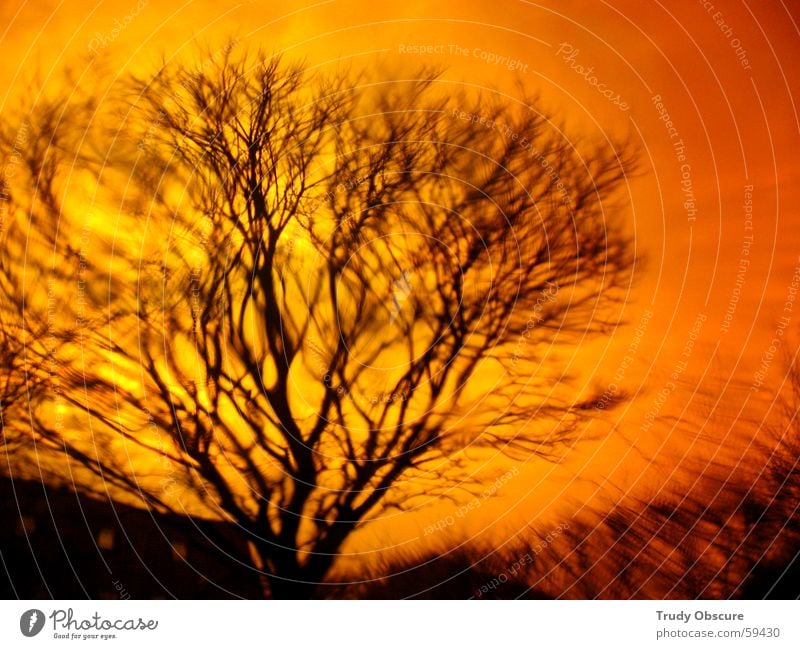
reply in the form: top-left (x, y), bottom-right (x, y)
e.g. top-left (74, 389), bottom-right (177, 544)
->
top-left (2, 476), bottom-right (798, 599)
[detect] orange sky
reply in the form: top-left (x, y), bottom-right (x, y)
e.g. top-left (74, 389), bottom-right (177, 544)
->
top-left (2, 0), bottom-right (799, 561)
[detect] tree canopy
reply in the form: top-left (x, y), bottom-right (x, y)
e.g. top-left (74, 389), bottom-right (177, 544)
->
top-left (0, 46), bottom-right (636, 596)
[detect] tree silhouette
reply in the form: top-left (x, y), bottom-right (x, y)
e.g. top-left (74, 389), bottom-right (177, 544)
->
top-left (346, 375), bottom-right (800, 599)
top-left (1, 47), bottom-right (636, 597)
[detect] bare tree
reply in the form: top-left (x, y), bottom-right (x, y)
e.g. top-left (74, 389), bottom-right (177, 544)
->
top-left (1, 47), bottom-right (635, 597)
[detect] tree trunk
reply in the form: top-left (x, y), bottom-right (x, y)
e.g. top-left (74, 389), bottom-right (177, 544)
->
top-left (261, 544), bottom-right (329, 599)
top-left (260, 523), bottom-right (351, 598)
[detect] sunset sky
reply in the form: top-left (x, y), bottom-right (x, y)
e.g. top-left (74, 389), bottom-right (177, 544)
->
top-left (2, 0), bottom-right (799, 578)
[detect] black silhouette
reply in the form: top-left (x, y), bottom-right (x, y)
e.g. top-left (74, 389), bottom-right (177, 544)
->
top-left (0, 46), bottom-right (636, 597)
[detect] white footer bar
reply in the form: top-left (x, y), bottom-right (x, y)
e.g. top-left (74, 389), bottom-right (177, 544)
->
top-left (1, 600), bottom-right (796, 648)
